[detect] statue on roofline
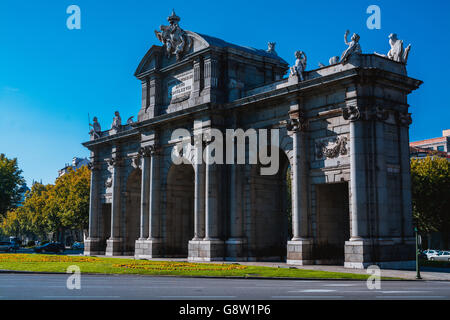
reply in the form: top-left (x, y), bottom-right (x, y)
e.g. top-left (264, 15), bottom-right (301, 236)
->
top-left (154, 10), bottom-right (192, 61)
top-left (89, 116), bottom-right (101, 139)
top-left (375, 33), bottom-right (411, 64)
top-left (290, 50), bottom-right (307, 81)
top-left (111, 111), bottom-right (122, 131)
top-left (267, 42), bottom-right (277, 55)
top-left (340, 30), bottom-right (362, 64)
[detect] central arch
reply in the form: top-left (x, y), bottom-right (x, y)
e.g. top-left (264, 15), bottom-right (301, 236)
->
top-left (165, 163), bottom-right (195, 257)
top-left (248, 150), bottom-right (291, 261)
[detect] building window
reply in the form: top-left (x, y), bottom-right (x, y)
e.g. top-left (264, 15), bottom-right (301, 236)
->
top-left (437, 146), bottom-right (445, 152)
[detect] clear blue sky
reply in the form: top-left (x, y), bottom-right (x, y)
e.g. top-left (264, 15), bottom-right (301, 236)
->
top-left (0, 0), bottom-right (449, 186)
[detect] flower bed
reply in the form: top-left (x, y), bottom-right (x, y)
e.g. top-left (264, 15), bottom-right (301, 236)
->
top-left (112, 261), bottom-right (248, 272)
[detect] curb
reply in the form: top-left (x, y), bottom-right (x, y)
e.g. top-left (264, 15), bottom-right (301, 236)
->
top-left (0, 269), bottom-right (411, 281)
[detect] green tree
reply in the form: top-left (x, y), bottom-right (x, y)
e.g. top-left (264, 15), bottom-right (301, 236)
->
top-left (1, 210), bottom-right (23, 237)
top-left (0, 183), bottom-right (50, 239)
top-left (22, 183), bottom-right (52, 238)
top-left (0, 154), bottom-right (25, 217)
top-left (0, 166), bottom-right (91, 240)
top-left (411, 156), bottom-right (450, 246)
top-left (45, 166), bottom-right (91, 235)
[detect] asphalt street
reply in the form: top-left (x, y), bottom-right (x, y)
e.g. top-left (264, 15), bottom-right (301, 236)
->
top-left (0, 273), bottom-right (449, 300)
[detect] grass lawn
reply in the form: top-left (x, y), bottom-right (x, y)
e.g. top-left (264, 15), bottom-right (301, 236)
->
top-left (0, 254), bottom-right (397, 280)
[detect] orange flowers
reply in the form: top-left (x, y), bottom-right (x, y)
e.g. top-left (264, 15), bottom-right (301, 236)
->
top-left (112, 261), bottom-right (247, 272)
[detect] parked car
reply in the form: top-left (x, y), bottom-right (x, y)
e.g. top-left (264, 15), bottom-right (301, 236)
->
top-left (423, 249), bottom-right (441, 260)
top-left (33, 242), bottom-right (65, 254)
top-left (418, 251), bottom-right (427, 260)
top-left (71, 242), bottom-right (84, 250)
top-left (430, 251), bottom-right (450, 262)
top-left (0, 241), bottom-right (17, 252)
top-left (9, 237), bottom-right (21, 247)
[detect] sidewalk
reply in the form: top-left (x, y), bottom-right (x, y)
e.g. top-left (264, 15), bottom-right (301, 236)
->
top-left (90, 255), bottom-right (450, 281)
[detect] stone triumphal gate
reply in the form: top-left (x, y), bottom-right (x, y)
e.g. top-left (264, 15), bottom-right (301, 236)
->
top-left (83, 12), bottom-right (422, 268)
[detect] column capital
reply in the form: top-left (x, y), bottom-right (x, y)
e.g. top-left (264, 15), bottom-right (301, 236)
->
top-left (107, 156), bottom-right (124, 168)
top-left (343, 105), bottom-right (390, 122)
top-left (88, 161), bottom-right (101, 171)
top-left (286, 114), bottom-right (308, 132)
top-left (139, 145), bottom-right (162, 157)
top-left (396, 111), bottom-right (412, 127)
top-left (342, 105), bottom-right (361, 121)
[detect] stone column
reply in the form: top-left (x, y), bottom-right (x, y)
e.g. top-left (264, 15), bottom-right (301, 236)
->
top-left (188, 160), bottom-right (206, 261)
top-left (192, 56), bottom-right (203, 98)
top-left (85, 157), bottom-right (102, 255)
top-left (225, 163), bottom-right (246, 260)
top-left (143, 145), bottom-right (163, 257)
top-left (148, 75), bottom-right (161, 118)
top-left (196, 140), bottom-right (224, 261)
top-left (398, 112), bottom-right (414, 241)
top-left (106, 154), bottom-right (123, 256)
top-left (203, 55), bottom-right (220, 103)
top-left (205, 149), bottom-right (219, 240)
top-left (343, 106), bottom-right (372, 268)
top-left (344, 106), bottom-right (368, 241)
top-left (139, 150), bottom-right (150, 240)
top-left (286, 111), bottom-right (313, 265)
top-left (141, 79), bottom-right (148, 112)
top-left (148, 147), bottom-right (161, 239)
top-left (291, 128), bottom-right (309, 240)
top-left (204, 57), bottom-right (218, 90)
top-left (193, 163), bottom-right (206, 240)
top-left (135, 145), bottom-right (163, 259)
top-left (374, 117), bottom-right (389, 237)
top-left (188, 129), bottom-right (208, 261)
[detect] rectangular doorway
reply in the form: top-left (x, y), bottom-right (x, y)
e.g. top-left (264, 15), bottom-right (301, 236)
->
top-left (315, 182), bottom-right (350, 264)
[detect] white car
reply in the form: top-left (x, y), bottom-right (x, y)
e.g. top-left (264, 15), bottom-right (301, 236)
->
top-left (429, 251), bottom-right (450, 262)
top-left (423, 249), bottom-right (440, 259)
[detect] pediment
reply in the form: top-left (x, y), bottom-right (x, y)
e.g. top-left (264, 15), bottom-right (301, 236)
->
top-left (134, 31), bottom-right (211, 79)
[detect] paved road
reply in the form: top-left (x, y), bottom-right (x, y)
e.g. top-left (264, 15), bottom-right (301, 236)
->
top-left (0, 273), bottom-right (449, 300)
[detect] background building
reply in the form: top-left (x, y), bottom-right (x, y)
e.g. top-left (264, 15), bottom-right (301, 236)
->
top-left (410, 129), bottom-right (450, 159)
top-left (58, 157), bottom-right (90, 177)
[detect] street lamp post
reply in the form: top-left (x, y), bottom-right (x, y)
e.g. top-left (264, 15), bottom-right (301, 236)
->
top-left (415, 227), bottom-right (422, 280)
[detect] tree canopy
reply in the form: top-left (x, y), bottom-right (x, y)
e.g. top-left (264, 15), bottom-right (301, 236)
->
top-left (0, 153), bottom-right (25, 217)
top-left (411, 156), bottom-right (450, 235)
top-left (0, 165), bottom-right (90, 239)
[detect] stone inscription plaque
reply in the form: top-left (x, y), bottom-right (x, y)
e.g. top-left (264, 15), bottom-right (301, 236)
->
top-left (167, 70), bottom-right (193, 103)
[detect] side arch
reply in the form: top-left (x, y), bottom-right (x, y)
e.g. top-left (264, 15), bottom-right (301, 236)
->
top-left (124, 168), bottom-right (142, 253)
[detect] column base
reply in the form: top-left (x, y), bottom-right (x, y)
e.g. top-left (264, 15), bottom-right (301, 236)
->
top-left (84, 238), bottom-right (104, 256)
top-left (135, 238), bottom-right (163, 259)
top-left (225, 238), bottom-right (247, 261)
top-left (287, 239), bottom-right (313, 265)
top-left (344, 238), bottom-right (415, 269)
top-left (105, 238), bottom-right (123, 256)
top-left (188, 239), bottom-right (225, 262)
